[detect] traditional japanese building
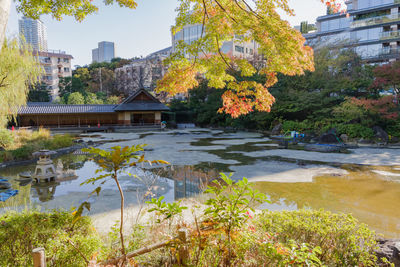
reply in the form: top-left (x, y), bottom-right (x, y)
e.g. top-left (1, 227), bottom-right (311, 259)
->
top-left (17, 89), bottom-right (169, 127)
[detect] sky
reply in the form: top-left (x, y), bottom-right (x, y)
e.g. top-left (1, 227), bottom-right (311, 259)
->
top-left (6, 0), bottom-right (331, 67)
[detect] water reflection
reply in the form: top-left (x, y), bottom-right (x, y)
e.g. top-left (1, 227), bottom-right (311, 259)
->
top-left (32, 181), bottom-right (60, 202)
top-left (252, 167), bottom-right (400, 238)
top-left (156, 165), bottom-right (220, 200)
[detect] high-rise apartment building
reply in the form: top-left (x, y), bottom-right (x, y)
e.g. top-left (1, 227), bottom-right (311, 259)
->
top-left (171, 24), bottom-right (258, 59)
top-left (18, 17), bottom-right (48, 51)
top-left (92, 41), bottom-right (115, 63)
top-left (304, 0), bottom-right (400, 63)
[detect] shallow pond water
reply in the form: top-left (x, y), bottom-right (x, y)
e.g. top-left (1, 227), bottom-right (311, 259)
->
top-left (1, 128), bottom-right (400, 238)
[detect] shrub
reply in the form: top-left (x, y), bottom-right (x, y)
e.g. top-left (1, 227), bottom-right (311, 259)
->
top-left (45, 134), bottom-right (74, 150)
top-left (0, 210), bottom-right (101, 266)
top-left (257, 209), bottom-right (378, 266)
top-left (10, 145), bottom-right (36, 160)
top-left (336, 124), bottom-right (374, 139)
top-left (0, 129), bottom-right (14, 149)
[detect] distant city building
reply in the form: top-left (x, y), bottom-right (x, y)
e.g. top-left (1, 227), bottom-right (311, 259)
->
top-left (92, 41), bottom-right (115, 63)
top-left (304, 0), bottom-right (400, 63)
top-left (171, 24), bottom-right (258, 59)
top-left (35, 50), bottom-right (73, 99)
top-left (18, 17), bottom-right (48, 51)
top-left (115, 47), bottom-right (171, 96)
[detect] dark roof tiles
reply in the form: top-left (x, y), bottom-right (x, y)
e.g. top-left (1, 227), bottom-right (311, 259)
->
top-left (18, 104), bottom-right (117, 115)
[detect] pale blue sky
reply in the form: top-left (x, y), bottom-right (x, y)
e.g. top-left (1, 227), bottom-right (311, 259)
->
top-left (6, 0), bottom-right (332, 66)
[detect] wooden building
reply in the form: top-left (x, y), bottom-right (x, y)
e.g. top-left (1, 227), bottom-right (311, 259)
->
top-left (17, 89), bottom-right (169, 127)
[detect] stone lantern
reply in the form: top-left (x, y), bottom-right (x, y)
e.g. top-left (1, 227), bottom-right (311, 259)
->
top-left (32, 150), bottom-right (57, 182)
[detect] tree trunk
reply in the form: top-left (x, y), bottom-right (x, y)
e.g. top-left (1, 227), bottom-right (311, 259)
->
top-left (0, 0), bottom-right (11, 51)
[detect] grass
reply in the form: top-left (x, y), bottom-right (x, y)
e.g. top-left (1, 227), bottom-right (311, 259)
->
top-left (0, 128), bottom-right (75, 162)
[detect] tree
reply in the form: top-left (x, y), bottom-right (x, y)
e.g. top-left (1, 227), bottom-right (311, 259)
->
top-left (105, 95), bottom-right (121, 104)
top-left (0, 38), bottom-right (42, 126)
top-left (28, 82), bottom-right (51, 102)
top-left (85, 92), bottom-right (103, 104)
top-left (59, 76), bottom-right (85, 101)
top-left (67, 92), bottom-right (85, 104)
top-left (156, 0), bottom-right (343, 118)
top-left (372, 61), bottom-right (400, 96)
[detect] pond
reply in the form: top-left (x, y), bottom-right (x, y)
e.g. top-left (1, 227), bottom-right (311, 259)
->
top-left (1, 128), bottom-right (400, 238)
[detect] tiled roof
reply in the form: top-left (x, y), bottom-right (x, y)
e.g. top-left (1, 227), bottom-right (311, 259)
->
top-left (18, 103), bottom-right (117, 115)
top-left (113, 102), bottom-right (169, 111)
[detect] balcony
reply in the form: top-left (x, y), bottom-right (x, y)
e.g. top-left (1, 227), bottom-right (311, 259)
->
top-left (380, 30), bottom-right (400, 40)
top-left (351, 13), bottom-right (400, 28)
top-left (362, 47), bottom-right (400, 60)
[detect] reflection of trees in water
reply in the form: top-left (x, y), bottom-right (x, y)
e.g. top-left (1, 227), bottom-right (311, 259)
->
top-left (31, 181), bottom-right (60, 202)
top-left (58, 154), bottom-right (89, 170)
top-left (155, 165), bottom-right (220, 200)
top-left (253, 171), bottom-right (400, 238)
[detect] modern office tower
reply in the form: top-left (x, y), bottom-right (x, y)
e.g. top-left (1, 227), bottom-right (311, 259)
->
top-left (304, 0), bottom-right (400, 63)
top-left (35, 50), bottom-right (73, 99)
top-left (18, 17), bottom-right (48, 51)
top-left (171, 24), bottom-right (258, 59)
top-left (92, 41), bottom-right (115, 63)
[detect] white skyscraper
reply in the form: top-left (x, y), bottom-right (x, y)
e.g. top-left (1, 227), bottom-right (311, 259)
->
top-left (92, 41), bottom-right (115, 63)
top-left (18, 17), bottom-right (48, 51)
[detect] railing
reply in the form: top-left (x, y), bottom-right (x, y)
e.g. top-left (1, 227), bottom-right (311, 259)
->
top-left (380, 30), bottom-right (400, 39)
top-left (361, 47), bottom-right (400, 60)
top-left (351, 13), bottom-right (400, 28)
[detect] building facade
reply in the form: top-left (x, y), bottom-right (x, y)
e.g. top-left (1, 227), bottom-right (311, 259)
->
top-left (115, 47), bottom-right (171, 96)
top-left (17, 89), bottom-right (169, 127)
top-left (35, 50), bottom-right (73, 99)
top-left (171, 24), bottom-right (258, 59)
top-left (305, 0), bottom-right (400, 63)
top-left (18, 17), bottom-right (48, 51)
top-left (92, 41), bottom-right (115, 63)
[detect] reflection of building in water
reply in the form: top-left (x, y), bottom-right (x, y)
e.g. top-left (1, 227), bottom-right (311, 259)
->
top-left (160, 166), bottom-right (219, 200)
top-left (32, 181), bottom-right (60, 202)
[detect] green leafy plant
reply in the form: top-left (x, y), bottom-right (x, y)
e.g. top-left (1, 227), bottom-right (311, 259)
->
top-left (0, 209), bottom-right (100, 266)
top-left (0, 129), bottom-right (13, 149)
top-left (147, 196), bottom-right (188, 227)
top-left (203, 173), bottom-right (268, 263)
top-left (76, 145), bottom-right (168, 265)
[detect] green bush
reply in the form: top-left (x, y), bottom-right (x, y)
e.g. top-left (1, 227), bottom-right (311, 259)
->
top-left (10, 145), bottom-right (36, 160)
top-left (282, 120), bottom-right (314, 133)
top-left (257, 209), bottom-right (378, 266)
top-left (45, 134), bottom-right (74, 150)
top-left (0, 210), bottom-right (101, 266)
top-left (0, 129), bottom-right (14, 149)
top-left (336, 124), bottom-right (374, 139)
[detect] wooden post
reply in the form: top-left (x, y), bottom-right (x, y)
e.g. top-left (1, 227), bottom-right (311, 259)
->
top-left (32, 247), bottom-right (46, 267)
top-left (178, 228), bottom-right (189, 265)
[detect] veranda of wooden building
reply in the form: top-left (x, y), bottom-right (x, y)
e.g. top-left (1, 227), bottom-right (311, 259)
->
top-left (17, 89), bottom-right (169, 128)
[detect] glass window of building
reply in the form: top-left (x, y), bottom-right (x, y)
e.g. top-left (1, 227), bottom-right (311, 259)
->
top-left (235, 46), bottom-right (244, 53)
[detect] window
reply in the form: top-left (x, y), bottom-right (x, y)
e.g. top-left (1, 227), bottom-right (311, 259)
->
top-left (250, 48), bottom-right (254, 54)
top-left (63, 58), bottom-right (69, 63)
top-left (235, 45), bottom-right (244, 53)
top-left (64, 67), bottom-right (69, 72)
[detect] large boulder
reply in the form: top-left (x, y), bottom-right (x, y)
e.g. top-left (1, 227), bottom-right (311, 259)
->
top-left (0, 180), bottom-right (11, 189)
top-left (375, 238), bottom-right (400, 266)
top-left (340, 134), bottom-right (349, 143)
top-left (271, 123), bottom-right (282, 135)
top-left (319, 129), bottom-right (340, 144)
top-left (373, 126), bottom-right (389, 143)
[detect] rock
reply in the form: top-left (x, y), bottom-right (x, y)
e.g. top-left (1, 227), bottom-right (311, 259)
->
top-left (0, 181), bottom-right (11, 189)
top-left (271, 123), bottom-right (282, 135)
top-left (375, 238), bottom-right (400, 266)
top-left (358, 138), bottom-right (373, 144)
top-left (373, 126), bottom-right (389, 143)
top-left (340, 134), bottom-right (349, 143)
top-left (319, 129), bottom-right (339, 144)
top-left (87, 140), bottom-right (94, 146)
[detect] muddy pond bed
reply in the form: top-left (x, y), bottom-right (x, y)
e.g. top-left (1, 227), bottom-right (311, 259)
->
top-left (1, 128), bottom-right (400, 238)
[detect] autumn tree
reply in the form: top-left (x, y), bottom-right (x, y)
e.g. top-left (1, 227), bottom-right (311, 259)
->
top-left (371, 61), bottom-right (400, 97)
top-left (155, 0), bottom-right (344, 118)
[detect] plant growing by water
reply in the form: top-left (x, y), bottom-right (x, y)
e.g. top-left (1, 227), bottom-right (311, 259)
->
top-left (75, 145), bottom-right (168, 265)
top-left (147, 195), bottom-right (188, 230)
top-left (203, 173), bottom-right (268, 265)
